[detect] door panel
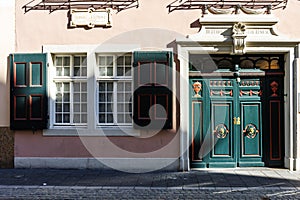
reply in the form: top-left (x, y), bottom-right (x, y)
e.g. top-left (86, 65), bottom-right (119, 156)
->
top-left (211, 102), bottom-right (232, 157)
top-left (240, 102), bottom-right (261, 157)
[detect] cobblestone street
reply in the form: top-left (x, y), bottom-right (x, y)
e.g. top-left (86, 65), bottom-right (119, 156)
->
top-left (0, 168), bottom-right (300, 199)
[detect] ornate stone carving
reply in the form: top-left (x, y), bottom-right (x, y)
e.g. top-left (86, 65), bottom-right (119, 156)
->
top-left (193, 81), bottom-right (202, 97)
top-left (270, 81), bottom-right (279, 97)
top-left (240, 6), bottom-right (266, 15)
top-left (207, 7), bottom-right (235, 14)
top-left (232, 22), bottom-right (247, 55)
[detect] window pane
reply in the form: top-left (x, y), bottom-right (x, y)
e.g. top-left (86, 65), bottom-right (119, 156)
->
top-left (81, 93), bottom-right (87, 102)
top-left (107, 67), bottom-right (113, 76)
top-left (63, 104), bottom-right (70, 112)
top-left (107, 114), bottom-right (113, 123)
top-left (99, 114), bottom-right (105, 123)
top-left (64, 67), bottom-right (70, 76)
top-left (125, 103), bottom-right (131, 112)
top-left (63, 57), bottom-right (70, 66)
top-left (56, 67), bottom-right (62, 76)
top-left (63, 93), bottom-right (70, 102)
top-left (74, 114), bottom-right (80, 123)
top-left (81, 104), bottom-right (87, 112)
top-left (56, 103), bottom-right (62, 112)
top-left (107, 56), bottom-right (113, 66)
top-left (74, 103), bottom-right (80, 112)
top-left (99, 82), bottom-right (105, 91)
top-left (117, 93), bottom-right (124, 102)
top-left (99, 67), bottom-right (106, 76)
top-left (125, 82), bottom-right (131, 91)
top-left (99, 56), bottom-right (105, 65)
top-left (117, 56), bottom-right (123, 65)
top-left (74, 56), bottom-right (80, 66)
top-left (99, 103), bottom-right (106, 112)
top-left (125, 56), bottom-right (131, 65)
top-left (125, 67), bottom-right (131, 76)
top-left (81, 82), bottom-right (87, 91)
top-left (125, 114), bottom-right (132, 123)
top-left (117, 67), bottom-right (124, 76)
top-left (117, 104), bottom-right (124, 112)
top-left (81, 114), bottom-right (87, 123)
top-left (82, 67), bottom-right (87, 76)
top-left (56, 114), bottom-right (62, 123)
top-left (74, 67), bottom-right (80, 76)
top-left (99, 93), bottom-right (105, 102)
top-left (117, 114), bottom-right (124, 123)
top-left (74, 93), bottom-right (80, 102)
top-left (56, 57), bottom-right (62, 66)
top-left (107, 103), bottom-right (113, 112)
top-left (63, 114), bottom-right (70, 123)
top-left (107, 83), bottom-right (113, 91)
top-left (107, 93), bottom-right (113, 102)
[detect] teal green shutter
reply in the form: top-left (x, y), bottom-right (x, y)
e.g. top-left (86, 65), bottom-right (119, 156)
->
top-left (10, 53), bottom-right (48, 130)
top-left (133, 51), bottom-right (173, 129)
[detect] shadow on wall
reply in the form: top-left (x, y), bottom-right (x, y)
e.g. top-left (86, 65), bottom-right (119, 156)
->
top-left (0, 56), bottom-right (14, 168)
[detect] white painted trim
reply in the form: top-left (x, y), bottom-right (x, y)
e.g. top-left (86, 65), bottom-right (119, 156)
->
top-left (176, 17), bottom-right (300, 170)
top-left (178, 46), bottom-right (190, 171)
top-left (43, 127), bottom-right (140, 136)
top-left (43, 44), bottom-right (142, 137)
top-left (14, 157), bottom-right (179, 172)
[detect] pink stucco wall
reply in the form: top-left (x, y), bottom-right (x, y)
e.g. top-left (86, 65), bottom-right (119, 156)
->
top-left (15, 130), bottom-right (180, 158)
top-left (12, 0), bottom-right (300, 159)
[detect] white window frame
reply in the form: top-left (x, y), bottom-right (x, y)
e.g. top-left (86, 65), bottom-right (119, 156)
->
top-left (52, 54), bottom-right (88, 127)
top-left (43, 44), bottom-right (140, 136)
top-left (96, 54), bottom-right (133, 127)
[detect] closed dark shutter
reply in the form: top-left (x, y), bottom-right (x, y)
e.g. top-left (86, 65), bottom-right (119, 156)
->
top-left (133, 51), bottom-right (172, 129)
top-left (10, 53), bottom-right (48, 130)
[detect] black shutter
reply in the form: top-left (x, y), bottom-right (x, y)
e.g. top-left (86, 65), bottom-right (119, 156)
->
top-left (133, 51), bottom-right (172, 129)
top-left (10, 53), bottom-right (48, 130)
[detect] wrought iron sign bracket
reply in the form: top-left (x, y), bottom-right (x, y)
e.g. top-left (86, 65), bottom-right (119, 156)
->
top-left (23, 0), bottom-right (139, 13)
top-left (167, 0), bottom-right (288, 14)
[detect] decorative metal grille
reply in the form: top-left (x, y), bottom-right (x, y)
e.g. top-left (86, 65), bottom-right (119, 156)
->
top-left (23, 0), bottom-right (139, 13)
top-left (167, 0), bottom-right (288, 13)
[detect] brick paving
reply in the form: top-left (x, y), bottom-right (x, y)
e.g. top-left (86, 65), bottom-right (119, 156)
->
top-left (0, 168), bottom-right (299, 199)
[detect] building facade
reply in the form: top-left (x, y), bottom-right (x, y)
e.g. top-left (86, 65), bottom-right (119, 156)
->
top-left (1, 0), bottom-right (300, 171)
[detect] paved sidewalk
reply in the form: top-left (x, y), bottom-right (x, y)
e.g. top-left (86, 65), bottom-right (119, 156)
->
top-left (0, 168), bottom-right (300, 199)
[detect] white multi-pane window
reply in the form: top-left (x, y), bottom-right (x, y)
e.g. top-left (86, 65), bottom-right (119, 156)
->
top-left (53, 55), bottom-right (87, 126)
top-left (97, 54), bottom-right (133, 126)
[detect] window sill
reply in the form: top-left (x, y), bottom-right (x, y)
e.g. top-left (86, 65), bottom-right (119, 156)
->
top-left (43, 127), bottom-right (140, 137)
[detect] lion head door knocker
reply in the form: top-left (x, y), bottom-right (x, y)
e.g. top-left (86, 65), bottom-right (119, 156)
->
top-left (214, 124), bottom-right (229, 139)
top-left (243, 124), bottom-right (259, 139)
top-left (193, 81), bottom-right (202, 97)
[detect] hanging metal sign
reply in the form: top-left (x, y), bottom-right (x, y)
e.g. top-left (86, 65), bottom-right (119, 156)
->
top-left (69, 8), bottom-right (112, 28)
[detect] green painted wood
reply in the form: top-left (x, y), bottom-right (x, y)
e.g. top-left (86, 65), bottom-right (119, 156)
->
top-left (133, 51), bottom-right (172, 129)
top-left (211, 102), bottom-right (231, 157)
top-left (190, 77), bottom-right (264, 168)
top-left (10, 53), bottom-right (48, 130)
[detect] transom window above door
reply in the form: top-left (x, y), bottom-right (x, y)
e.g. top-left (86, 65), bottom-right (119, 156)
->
top-left (189, 54), bottom-right (284, 72)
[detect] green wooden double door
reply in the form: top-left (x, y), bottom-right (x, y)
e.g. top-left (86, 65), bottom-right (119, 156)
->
top-left (190, 77), bottom-right (270, 168)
